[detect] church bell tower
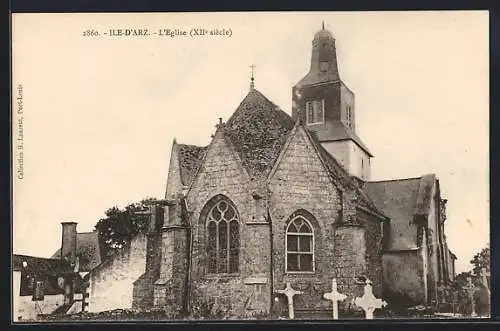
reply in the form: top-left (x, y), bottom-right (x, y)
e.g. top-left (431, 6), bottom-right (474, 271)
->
top-left (292, 23), bottom-right (373, 181)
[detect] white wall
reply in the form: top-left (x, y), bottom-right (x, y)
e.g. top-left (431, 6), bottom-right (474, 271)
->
top-left (13, 271), bottom-right (21, 322)
top-left (88, 233), bottom-right (147, 312)
top-left (321, 140), bottom-right (371, 180)
top-left (349, 141), bottom-right (371, 181)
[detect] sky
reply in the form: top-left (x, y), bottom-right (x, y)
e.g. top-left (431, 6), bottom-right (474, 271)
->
top-left (12, 11), bottom-right (489, 273)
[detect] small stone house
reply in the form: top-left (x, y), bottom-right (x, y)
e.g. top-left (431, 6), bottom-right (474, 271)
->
top-left (12, 254), bottom-right (74, 321)
top-left (12, 222), bottom-right (102, 321)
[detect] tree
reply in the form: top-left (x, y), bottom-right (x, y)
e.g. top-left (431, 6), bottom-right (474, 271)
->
top-left (94, 197), bottom-right (164, 256)
top-left (470, 244), bottom-right (490, 276)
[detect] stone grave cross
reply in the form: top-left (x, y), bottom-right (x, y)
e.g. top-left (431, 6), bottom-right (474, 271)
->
top-left (276, 282), bottom-right (303, 319)
top-left (463, 276), bottom-right (478, 317)
top-left (480, 267), bottom-right (491, 298)
top-left (323, 278), bottom-right (346, 319)
top-left (354, 279), bottom-right (386, 319)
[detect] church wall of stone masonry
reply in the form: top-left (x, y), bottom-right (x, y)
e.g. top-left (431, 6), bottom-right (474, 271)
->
top-left (269, 126), bottom-right (341, 314)
top-left (268, 126), bottom-right (383, 316)
top-left (132, 231), bottom-right (162, 310)
top-left (361, 209), bottom-right (384, 297)
top-left (186, 129), bottom-right (272, 317)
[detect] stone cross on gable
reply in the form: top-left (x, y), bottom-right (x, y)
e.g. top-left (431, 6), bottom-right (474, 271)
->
top-left (276, 282), bottom-right (303, 319)
top-left (463, 276), bottom-right (478, 317)
top-left (354, 279), bottom-right (386, 319)
top-left (323, 278), bottom-right (346, 319)
top-left (249, 64), bottom-right (256, 90)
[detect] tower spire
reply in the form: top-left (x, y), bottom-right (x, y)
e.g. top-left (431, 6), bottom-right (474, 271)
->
top-left (249, 64), bottom-right (256, 91)
top-left (322, 21), bottom-right (325, 30)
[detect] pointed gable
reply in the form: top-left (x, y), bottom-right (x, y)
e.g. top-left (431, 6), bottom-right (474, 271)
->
top-left (223, 89), bottom-right (295, 179)
top-left (165, 140), bottom-right (207, 198)
top-left (177, 144), bottom-right (208, 187)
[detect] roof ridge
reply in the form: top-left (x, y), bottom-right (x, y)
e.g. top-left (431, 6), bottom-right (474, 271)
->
top-left (13, 254), bottom-right (61, 261)
top-left (177, 142), bottom-right (207, 149)
top-left (367, 176), bottom-right (424, 183)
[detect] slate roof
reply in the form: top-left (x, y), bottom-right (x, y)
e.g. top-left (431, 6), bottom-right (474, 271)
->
top-left (13, 254), bottom-right (73, 275)
top-left (51, 231), bottom-right (102, 272)
top-left (223, 89), bottom-right (296, 178)
top-left (307, 120), bottom-right (373, 156)
top-left (296, 72), bottom-right (340, 87)
top-left (365, 174), bottom-right (437, 251)
top-left (295, 30), bottom-right (339, 86)
top-left (13, 254), bottom-right (85, 296)
top-left (177, 144), bottom-right (208, 186)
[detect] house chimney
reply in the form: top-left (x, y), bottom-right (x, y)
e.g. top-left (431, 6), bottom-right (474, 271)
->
top-left (61, 222), bottom-right (77, 265)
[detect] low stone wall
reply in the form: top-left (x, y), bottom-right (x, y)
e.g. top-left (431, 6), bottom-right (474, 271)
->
top-left (15, 294), bottom-right (65, 322)
top-left (35, 306), bottom-right (463, 321)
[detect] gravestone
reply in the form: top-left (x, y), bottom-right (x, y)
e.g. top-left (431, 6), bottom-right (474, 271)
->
top-left (354, 279), bottom-right (386, 319)
top-left (276, 282), bottom-right (303, 319)
top-left (480, 268), bottom-right (490, 298)
top-left (323, 278), bottom-right (346, 319)
top-left (463, 276), bottom-right (477, 317)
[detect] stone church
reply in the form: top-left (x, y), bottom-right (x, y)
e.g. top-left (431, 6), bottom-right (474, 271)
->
top-left (90, 25), bottom-right (456, 319)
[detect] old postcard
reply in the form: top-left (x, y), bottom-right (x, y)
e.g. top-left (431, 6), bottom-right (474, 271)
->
top-left (11, 11), bottom-right (490, 322)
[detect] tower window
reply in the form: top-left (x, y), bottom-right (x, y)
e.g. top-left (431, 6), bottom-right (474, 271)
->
top-left (306, 99), bottom-right (325, 125)
top-left (319, 61), bottom-right (329, 72)
top-left (346, 105), bottom-right (353, 129)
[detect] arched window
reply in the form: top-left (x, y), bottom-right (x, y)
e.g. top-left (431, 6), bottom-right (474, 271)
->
top-left (206, 199), bottom-right (240, 274)
top-left (286, 216), bottom-right (314, 272)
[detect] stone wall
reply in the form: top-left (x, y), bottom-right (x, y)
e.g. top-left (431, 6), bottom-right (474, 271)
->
top-left (132, 233), bottom-right (162, 310)
top-left (382, 250), bottom-right (426, 306)
top-left (361, 209), bottom-right (384, 297)
top-left (332, 226), bottom-right (367, 313)
top-left (15, 293), bottom-right (65, 321)
top-left (89, 233), bottom-right (147, 312)
top-left (426, 183), bottom-right (439, 303)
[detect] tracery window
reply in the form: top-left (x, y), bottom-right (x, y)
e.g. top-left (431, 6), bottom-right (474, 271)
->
top-left (286, 216), bottom-right (314, 272)
top-left (206, 199), bottom-right (240, 274)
